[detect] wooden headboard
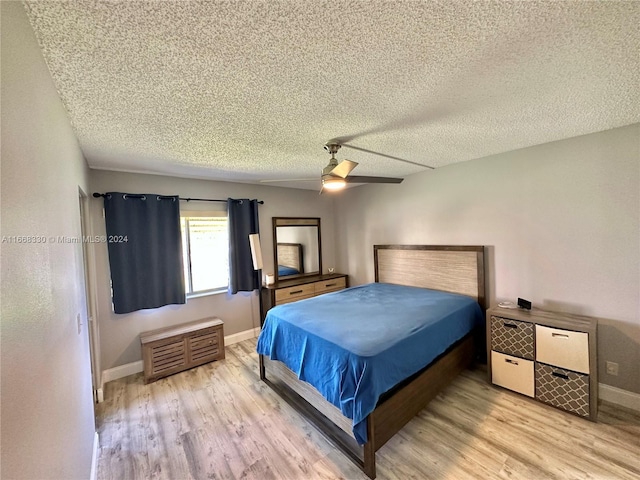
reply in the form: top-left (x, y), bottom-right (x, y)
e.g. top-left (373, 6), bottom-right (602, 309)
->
top-left (277, 243), bottom-right (304, 273)
top-left (374, 245), bottom-right (486, 310)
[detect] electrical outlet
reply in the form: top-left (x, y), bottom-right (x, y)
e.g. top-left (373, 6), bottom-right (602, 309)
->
top-left (605, 361), bottom-right (619, 376)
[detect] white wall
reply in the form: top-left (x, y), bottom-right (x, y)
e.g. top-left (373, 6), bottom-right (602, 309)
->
top-left (1, 3), bottom-right (95, 478)
top-left (89, 169), bottom-right (337, 371)
top-left (335, 124), bottom-right (640, 393)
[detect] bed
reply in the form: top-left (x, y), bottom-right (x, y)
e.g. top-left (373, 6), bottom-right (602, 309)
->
top-left (257, 245), bottom-right (486, 479)
top-left (277, 242), bottom-right (303, 276)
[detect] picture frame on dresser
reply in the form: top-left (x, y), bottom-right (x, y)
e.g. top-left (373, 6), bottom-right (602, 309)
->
top-left (486, 306), bottom-right (598, 421)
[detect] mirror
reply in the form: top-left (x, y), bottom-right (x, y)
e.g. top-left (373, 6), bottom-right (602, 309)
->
top-left (273, 217), bottom-right (322, 281)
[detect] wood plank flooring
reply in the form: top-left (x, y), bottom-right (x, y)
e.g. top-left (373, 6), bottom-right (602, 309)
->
top-left (97, 338), bottom-right (640, 480)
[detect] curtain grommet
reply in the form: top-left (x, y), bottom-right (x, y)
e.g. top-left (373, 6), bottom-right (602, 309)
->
top-left (123, 194), bottom-right (146, 200)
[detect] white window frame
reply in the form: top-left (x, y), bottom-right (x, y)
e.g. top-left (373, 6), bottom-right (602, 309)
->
top-left (180, 210), bottom-right (228, 298)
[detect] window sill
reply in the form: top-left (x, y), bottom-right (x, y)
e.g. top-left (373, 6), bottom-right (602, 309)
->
top-left (186, 288), bottom-right (227, 300)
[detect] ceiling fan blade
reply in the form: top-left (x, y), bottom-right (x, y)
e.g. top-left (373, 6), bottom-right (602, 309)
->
top-left (342, 144), bottom-right (434, 169)
top-left (344, 176), bottom-right (404, 184)
top-left (329, 159), bottom-right (358, 178)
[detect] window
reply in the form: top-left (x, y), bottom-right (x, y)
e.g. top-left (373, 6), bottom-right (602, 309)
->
top-left (180, 213), bottom-right (229, 295)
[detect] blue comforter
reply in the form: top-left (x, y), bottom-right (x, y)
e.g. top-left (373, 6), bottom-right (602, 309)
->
top-left (277, 265), bottom-right (300, 276)
top-left (256, 282), bottom-right (484, 444)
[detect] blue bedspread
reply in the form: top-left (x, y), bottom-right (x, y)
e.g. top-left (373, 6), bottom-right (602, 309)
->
top-left (277, 265), bottom-right (300, 276)
top-left (256, 282), bottom-right (484, 444)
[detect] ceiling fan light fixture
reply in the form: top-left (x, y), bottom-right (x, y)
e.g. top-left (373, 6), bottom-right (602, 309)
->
top-left (321, 175), bottom-right (346, 191)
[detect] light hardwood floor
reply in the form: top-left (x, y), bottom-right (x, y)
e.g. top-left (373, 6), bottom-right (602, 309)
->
top-left (97, 338), bottom-right (640, 480)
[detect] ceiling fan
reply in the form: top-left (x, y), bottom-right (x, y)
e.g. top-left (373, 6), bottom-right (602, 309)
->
top-left (261, 143), bottom-right (404, 193)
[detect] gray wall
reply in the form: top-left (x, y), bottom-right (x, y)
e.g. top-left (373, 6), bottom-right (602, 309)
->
top-left (1, 3), bottom-right (95, 479)
top-left (334, 124), bottom-right (640, 394)
top-left (89, 170), bottom-right (337, 371)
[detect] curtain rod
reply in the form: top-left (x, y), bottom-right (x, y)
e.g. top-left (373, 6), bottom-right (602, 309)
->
top-left (92, 193), bottom-right (264, 204)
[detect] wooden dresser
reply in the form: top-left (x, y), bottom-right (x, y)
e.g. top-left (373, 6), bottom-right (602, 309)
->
top-left (260, 273), bottom-right (348, 325)
top-left (486, 306), bottom-right (598, 420)
top-left (140, 317), bottom-right (225, 383)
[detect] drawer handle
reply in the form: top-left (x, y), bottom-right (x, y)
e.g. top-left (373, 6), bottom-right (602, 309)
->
top-left (505, 358), bottom-right (519, 366)
top-left (290, 290), bottom-right (304, 295)
top-left (324, 283), bottom-right (337, 287)
top-left (503, 323), bottom-right (518, 329)
top-left (551, 333), bottom-right (570, 338)
top-left (552, 372), bottom-right (569, 380)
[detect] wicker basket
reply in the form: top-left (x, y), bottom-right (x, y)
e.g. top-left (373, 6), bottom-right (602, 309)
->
top-left (491, 315), bottom-right (534, 359)
top-left (535, 362), bottom-right (590, 417)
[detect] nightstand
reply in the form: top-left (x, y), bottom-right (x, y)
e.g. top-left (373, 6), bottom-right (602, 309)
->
top-left (487, 306), bottom-right (598, 420)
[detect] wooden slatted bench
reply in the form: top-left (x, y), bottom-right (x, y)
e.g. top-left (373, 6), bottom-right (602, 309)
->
top-left (140, 317), bottom-right (225, 383)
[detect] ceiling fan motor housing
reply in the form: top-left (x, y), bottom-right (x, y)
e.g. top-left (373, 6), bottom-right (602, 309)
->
top-left (323, 143), bottom-right (341, 155)
top-left (322, 143), bottom-right (342, 174)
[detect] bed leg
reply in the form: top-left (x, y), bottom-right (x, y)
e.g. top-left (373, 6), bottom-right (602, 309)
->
top-left (363, 444), bottom-right (376, 479)
top-left (259, 355), bottom-right (266, 380)
top-left (363, 417), bottom-right (376, 479)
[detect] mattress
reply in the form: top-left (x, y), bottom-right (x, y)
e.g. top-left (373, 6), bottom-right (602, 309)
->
top-left (256, 282), bottom-right (484, 444)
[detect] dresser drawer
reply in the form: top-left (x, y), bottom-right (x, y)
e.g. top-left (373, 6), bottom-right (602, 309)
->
top-left (536, 325), bottom-right (589, 374)
top-left (314, 277), bottom-right (346, 294)
top-left (275, 283), bottom-right (315, 303)
top-left (491, 351), bottom-right (534, 397)
top-left (536, 362), bottom-right (590, 417)
top-left (491, 316), bottom-right (534, 360)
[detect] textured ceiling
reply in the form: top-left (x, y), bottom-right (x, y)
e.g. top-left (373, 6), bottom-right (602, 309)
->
top-left (24, 0), bottom-right (640, 190)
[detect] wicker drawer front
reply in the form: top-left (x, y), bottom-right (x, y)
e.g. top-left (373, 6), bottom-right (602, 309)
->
top-left (491, 316), bottom-right (534, 359)
top-left (275, 283), bottom-right (315, 303)
top-left (536, 362), bottom-right (590, 417)
top-left (491, 351), bottom-right (534, 397)
top-left (314, 277), bottom-right (347, 294)
top-left (188, 329), bottom-right (221, 363)
top-left (149, 340), bottom-right (186, 375)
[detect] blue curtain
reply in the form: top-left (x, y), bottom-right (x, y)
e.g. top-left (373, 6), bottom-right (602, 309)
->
top-left (103, 192), bottom-right (185, 314)
top-left (228, 198), bottom-right (260, 294)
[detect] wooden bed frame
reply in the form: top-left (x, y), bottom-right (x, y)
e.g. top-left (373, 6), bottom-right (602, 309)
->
top-left (277, 242), bottom-right (304, 274)
top-left (259, 245), bottom-right (486, 479)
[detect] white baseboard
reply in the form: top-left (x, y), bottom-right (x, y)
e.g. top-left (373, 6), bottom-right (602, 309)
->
top-left (102, 360), bottom-right (144, 385)
top-left (224, 326), bottom-right (260, 345)
top-left (101, 327), bottom-right (260, 386)
top-left (599, 383), bottom-right (640, 412)
top-left (89, 432), bottom-right (99, 480)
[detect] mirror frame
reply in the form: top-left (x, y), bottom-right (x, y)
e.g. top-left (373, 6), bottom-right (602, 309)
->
top-left (272, 217), bottom-right (322, 282)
